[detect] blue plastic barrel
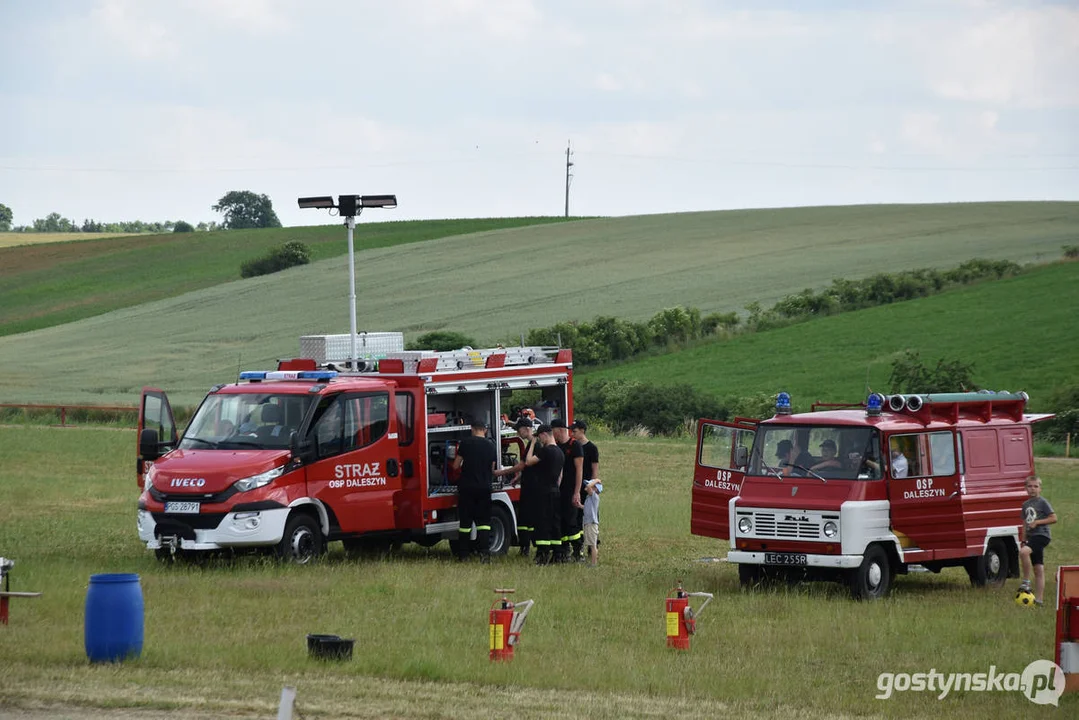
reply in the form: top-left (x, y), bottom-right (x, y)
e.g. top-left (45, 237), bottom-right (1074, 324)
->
top-left (84, 573), bottom-right (144, 663)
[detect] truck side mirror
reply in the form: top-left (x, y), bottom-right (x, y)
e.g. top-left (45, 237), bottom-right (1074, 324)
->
top-left (290, 432), bottom-right (314, 463)
top-left (735, 446), bottom-right (749, 468)
top-left (139, 428), bottom-right (161, 461)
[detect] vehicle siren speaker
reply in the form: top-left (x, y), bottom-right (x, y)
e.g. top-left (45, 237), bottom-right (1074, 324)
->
top-left (887, 395), bottom-right (906, 412)
top-left (905, 395), bottom-right (924, 412)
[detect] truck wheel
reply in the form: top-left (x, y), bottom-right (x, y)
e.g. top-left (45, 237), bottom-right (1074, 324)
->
top-left (488, 504), bottom-right (512, 556)
top-left (738, 563), bottom-right (762, 589)
top-left (276, 513), bottom-right (322, 565)
top-left (966, 538), bottom-right (1009, 588)
top-left (848, 545), bottom-right (892, 600)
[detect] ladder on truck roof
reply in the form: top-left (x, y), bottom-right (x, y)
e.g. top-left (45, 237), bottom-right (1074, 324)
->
top-left (380, 346), bottom-right (564, 374)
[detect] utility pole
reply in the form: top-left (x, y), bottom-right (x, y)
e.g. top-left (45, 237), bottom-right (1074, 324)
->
top-left (564, 140), bottom-right (574, 218)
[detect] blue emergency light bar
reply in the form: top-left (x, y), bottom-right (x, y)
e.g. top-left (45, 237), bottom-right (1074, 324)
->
top-left (239, 370), bottom-right (338, 381)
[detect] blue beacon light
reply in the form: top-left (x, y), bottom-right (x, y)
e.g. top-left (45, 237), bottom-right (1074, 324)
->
top-left (775, 392), bottom-right (792, 415)
top-left (866, 393), bottom-right (884, 416)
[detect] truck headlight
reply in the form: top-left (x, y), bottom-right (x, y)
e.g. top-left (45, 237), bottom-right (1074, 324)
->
top-left (823, 521), bottom-right (838, 538)
top-left (737, 517), bottom-right (753, 534)
top-left (143, 464), bottom-right (157, 491)
top-left (232, 466), bottom-right (284, 493)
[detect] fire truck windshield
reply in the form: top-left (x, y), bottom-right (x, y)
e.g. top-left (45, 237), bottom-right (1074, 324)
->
top-left (180, 393), bottom-right (315, 450)
top-left (749, 425), bottom-right (882, 480)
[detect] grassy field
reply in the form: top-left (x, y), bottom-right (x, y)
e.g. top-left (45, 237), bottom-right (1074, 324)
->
top-left (0, 232), bottom-right (138, 249)
top-left (0, 426), bottom-right (1074, 719)
top-left (580, 260), bottom-right (1079, 411)
top-left (0, 217), bottom-right (578, 338)
top-left (0, 202), bottom-right (1076, 407)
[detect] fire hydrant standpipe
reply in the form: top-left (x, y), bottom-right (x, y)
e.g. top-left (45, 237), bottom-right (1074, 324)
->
top-left (490, 588), bottom-right (534, 661)
top-left (666, 581), bottom-right (714, 650)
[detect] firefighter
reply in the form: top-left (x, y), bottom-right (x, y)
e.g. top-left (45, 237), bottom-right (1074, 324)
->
top-left (502, 417), bottom-right (539, 556)
top-left (520, 424), bottom-right (564, 565)
top-left (452, 420), bottom-right (498, 562)
top-left (552, 419), bottom-right (584, 562)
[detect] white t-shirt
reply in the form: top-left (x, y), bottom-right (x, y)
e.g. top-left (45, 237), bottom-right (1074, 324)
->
top-left (891, 452), bottom-right (909, 478)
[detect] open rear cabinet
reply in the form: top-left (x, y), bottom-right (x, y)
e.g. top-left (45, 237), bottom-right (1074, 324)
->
top-left (137, 387), bottom-right (178, 489)
top-left (691, 418), bottom-right (757, 542)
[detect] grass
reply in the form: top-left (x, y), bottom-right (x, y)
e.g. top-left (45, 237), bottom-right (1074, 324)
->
top-left (580, 260), bottom-right (1079, 412)
top-left (0, 217), bottom-right (580, 337)
top-left (0, 231), bottom-right (138, 248)
top-left (0, 202), bottom-right (1076, 407)
top-left (0, 426), bottom-right (1075, 718)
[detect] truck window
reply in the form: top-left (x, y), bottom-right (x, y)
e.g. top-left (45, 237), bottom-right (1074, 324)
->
top-left (182, 393), bottom-right (314, 450)
top-left (314, 396), bottom-right (345, 457)
top-left (928, 431), bottom-right (956, 475)
top-left (395, 392), bottom-right (414, 446)
top-left (342, 393), bottom-right (389, 452)
top-left (699, 424), bottom-right (736, 469)
top-left (750, 425), bottom-right (879, 480)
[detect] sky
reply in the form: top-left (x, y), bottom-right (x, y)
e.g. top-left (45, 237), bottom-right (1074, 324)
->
top-left (1, 0), bottom-right (1077, 228)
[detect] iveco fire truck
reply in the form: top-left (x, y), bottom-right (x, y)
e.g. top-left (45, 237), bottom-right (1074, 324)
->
top-left (691, 391), bottom-right (1052, 599)
top-left (136, 339), bottom-right (573, 563)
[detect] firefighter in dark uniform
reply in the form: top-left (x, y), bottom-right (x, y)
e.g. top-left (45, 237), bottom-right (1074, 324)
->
top-left (502, 417), bottom-right (539, 556)
top-left (521, 424), bottom-right (564, 565)
top-left (452, 420), bottom-right (498, 562)
top-left (552, 419), bottom-right (584, 562)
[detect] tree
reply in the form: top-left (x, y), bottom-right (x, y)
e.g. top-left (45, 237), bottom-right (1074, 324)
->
top-left (0, 203), bottom-right (12, 231)
top-left (211, 191), bottom-right (282, 230)
top-left (174, 220), bottom-right (195, 233)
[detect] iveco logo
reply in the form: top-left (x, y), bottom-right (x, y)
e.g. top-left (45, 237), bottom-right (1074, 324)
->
top-left (784, 514), bottom-right (809, 523)
top-left (170, 477), bottom-right (207, 488)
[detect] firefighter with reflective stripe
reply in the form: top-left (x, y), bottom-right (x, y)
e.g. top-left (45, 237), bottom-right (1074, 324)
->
top-left (521, 424), bottom-right (564, 565)
top-left (497, 417), bottom-right (539, 556)
top-left (452, 420), bottom-right (498, 563)
top-left (552, 419), bottom-right (584, 562)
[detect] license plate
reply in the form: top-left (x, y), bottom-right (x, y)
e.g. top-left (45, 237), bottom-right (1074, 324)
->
top-left (764, 552), bottom-right (807, 566)
top-left (165, 501), bottom-right (200, 514)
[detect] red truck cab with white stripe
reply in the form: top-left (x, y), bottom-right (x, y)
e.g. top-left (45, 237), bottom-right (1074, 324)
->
top-left (692, 391), bottom-right (1052, 599)
top-left (136, 343), bottom-right (573, 563)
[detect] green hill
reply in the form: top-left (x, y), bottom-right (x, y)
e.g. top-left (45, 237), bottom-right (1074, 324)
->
top-left (580, 260), bottom-right (1079, 410)
top-left (0, 217), bottom-right (578, 337)
top-left (0, 202), bottom-right (1075, 406)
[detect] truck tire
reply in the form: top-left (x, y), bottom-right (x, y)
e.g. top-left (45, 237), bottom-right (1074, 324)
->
top-left (966, 537), bottom-right (1009, 588)
top-left (276, 513), bottom-right (322, 565)
top-left (488, 504), bottom-right (512, 556)
top-left (848, 545), bottom-right (892, 600)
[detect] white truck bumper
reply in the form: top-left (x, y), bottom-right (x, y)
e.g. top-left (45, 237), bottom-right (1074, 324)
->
top-left (138, 508), bottom-right (290, 551)
top-left (727, 550), bottom-right (863, 570)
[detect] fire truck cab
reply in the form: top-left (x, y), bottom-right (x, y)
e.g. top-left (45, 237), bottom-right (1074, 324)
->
top-left (692, 391), bottom-right (1051, 599)
top-left (136, 341), bottom-right (573, 563)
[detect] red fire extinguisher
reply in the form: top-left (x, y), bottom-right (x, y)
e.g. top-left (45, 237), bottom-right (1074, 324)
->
top-left (489, 588), bottom-right (534, 662)
top-left (666, 580), bottom-right (714, 650)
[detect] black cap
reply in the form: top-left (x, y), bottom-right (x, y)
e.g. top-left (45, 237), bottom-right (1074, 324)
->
top-left (536, 424), bottom-right (553, 435)
top-left (820, 439), bottom-right (837, 450)
top-left (470, 419), bottom-right (488, 430)
top-left (550, 418), bottom-right (567, 429)
top-left (514, 417), bottom-right (533, 430)
top-left (570, 419), bottom-right (587, 431)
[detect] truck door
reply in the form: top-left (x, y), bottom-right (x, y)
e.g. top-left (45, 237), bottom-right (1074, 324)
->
top-left (886, 431), bottom-right (964, 552)
top-left (137, 387), bottom-right (177, 489)
top-left (306, 391), bottom-right (402, 534)
top-left (692, 419), bottom-right (756, 541)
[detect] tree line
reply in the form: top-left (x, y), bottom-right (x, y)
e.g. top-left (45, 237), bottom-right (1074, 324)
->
top-left (0, 191), bottom-right (281, 233)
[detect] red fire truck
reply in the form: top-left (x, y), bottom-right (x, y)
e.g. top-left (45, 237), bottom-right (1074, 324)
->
top-left (136, 343), bottom-right (573, 563)
top-left (691, 391), bottom-right (1052, 599)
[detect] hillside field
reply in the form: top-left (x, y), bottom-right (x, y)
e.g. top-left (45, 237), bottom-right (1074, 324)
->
top-left (0, 202), bottom-right (1076, 406)
top-left (580, 260), bottom-right (1079, 411)
top-left (0, 426), bottom-right (1075, 719)
top-left (0, 217), bottom-right (577, 337)
top-left (0, 231), bottom-right (138, 248)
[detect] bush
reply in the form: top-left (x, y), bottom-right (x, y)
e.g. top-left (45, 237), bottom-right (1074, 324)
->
top-left (1064, 245), bottom-right (1079, 259)
top-left (888, 350), bottom-right (978, 394)
top-left (407, 331), bottom-right (477, 352)
top-left (173, 220), bottom-right (195, 233)
top-left (1034, 384), bottom-right (1079, 444)
top-left (575, 378), bottom-right (727, 436)
top-left (240, 241), bottom-right (311, 278)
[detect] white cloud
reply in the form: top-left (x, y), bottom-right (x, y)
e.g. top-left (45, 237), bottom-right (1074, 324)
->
top-left (91, 0), bottom-right (179, 60)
